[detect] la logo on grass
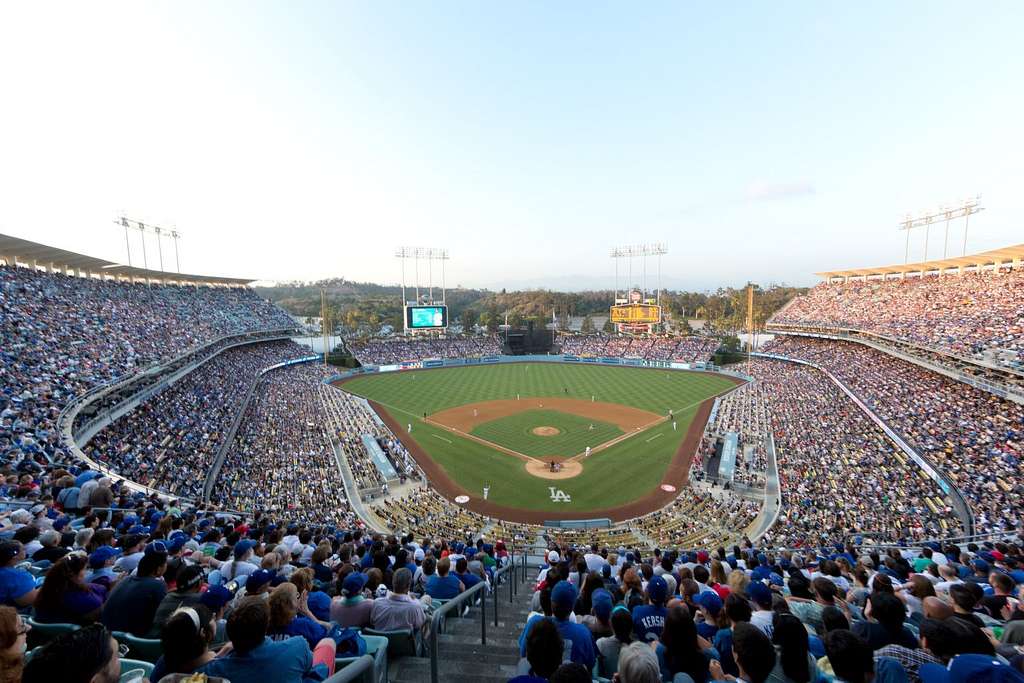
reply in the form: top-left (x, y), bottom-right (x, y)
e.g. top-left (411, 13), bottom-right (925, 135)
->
top-left (548, 487), bottom-right (571, 503)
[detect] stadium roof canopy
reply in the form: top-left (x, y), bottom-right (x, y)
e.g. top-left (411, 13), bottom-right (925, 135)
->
top-left (816, 243), bottom-right (1024, 280)
top-left (0, 233), bottom-right (254, 286)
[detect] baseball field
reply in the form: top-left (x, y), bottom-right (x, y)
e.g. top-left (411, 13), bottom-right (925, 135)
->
top-left (338, 362), bottom-right (740, 522)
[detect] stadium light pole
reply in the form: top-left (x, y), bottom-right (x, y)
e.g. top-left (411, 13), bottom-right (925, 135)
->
top-left (116, 216), bottom-right (132, 267)
top-left (898, 196), bottom-right (984, 264)
top-left (137, 221), bottom-right (148, 269)
top-left (154, 226), bottom-right (164, 271)
top-left (170, 229), bottom-right (181, 273)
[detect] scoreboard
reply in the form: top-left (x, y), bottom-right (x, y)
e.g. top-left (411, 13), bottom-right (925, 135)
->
top-left (405, 305), bottom-right (448, 330)
top-left (609, 303), bottom-right (662, 325)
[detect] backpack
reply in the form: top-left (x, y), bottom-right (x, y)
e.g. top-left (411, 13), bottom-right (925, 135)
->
top-left (332, 626), bottom-right (367, 657)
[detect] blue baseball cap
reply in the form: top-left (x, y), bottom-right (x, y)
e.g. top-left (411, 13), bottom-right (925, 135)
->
top-left (918, 654), bottom-right (1024, 683)
top-left (697, 590), bottom-right (723, 615)
top-left (748, 581), bottom-right (773, 607)
top-left (307, 591), bottom-right (331, 621)
top-left (234, 539), bottom-right (256, 558)
top-left (646, 576), bottom-right (668, 604)
top-left (342, 572), bottom-right (368, 597)
top-left (245, 569), bottom-right (274, 592)
top-left (167, 535), bottom-right (188, 554)
top-left (592, 589), bottom-right (613, 620)
top-left (200, 585), bottom-right (234, 611)
top-left (144, 541), bottom-right (168, 557)
top-left (89, 546), bottom-right (122, 568)
top-left (551, 581), bottom-right (578, 609)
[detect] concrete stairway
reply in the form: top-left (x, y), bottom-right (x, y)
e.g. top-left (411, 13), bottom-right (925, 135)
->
top-left (389, 566), bottom-right (536, 682)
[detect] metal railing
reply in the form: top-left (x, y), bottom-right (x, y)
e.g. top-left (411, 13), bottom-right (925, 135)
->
top-left (324, 654), bottom-right (374, 683)
top-left (428, 559), bottom-right (515, 683)
top-left (429, 580), bottom-right (487, 683)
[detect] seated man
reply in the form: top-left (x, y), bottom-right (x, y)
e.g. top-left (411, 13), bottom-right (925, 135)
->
top-left (371, 567), bottom-right (431, 633)
top-left (199, 597), bottom-right (337, 682)
top-left (550, 581), bottom-right (596, 670)
top-left (426, 557), bottom-right (464, 600)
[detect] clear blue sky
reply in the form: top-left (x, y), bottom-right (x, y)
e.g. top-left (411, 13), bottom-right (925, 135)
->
top-left (1, 2), bottom-right (1021, 290)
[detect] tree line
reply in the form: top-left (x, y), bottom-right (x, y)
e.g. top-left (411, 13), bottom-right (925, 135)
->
top-left (257, 278), bottom-right (807, 337)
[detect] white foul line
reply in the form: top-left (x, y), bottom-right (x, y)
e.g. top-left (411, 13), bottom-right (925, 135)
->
top-left (432, 435), bottom-right (452, 444)
top-left (645, 433), bottom-right (664, 443)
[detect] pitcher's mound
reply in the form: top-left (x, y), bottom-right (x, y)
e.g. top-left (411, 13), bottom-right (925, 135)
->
top-left (531, 426), bottom-right (560, 436)
top-left (526, 460), bottom-right (582, 479)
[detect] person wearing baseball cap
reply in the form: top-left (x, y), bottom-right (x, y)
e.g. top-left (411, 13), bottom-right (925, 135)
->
top-left (244, 569), bottom-right (275, 598)
top-left (85, 546), bottom-right (122, 590)
top-left (696, 590), bottom-right (725, 639)
top-left (331, 572), bottom-right (373, 628)
top-left (101, 541), bottom-right (168, 636)
top-left (537, 550), bottom-right (559, 584)
top-left (582, 588), bottom-right (614, 640)
top-left (748, 581), bottom-right (775, 637)
top-left (549, 580), bottom-right (596, 670)
top-left (633, 575), bottom-right (669, 642)
top-left (222, 539), bottom-right (259, 582)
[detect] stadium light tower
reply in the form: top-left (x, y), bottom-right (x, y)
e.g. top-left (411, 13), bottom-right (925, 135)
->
top-left (114, 216), bottom-right (182, 273)
top-left (395, 247), bottom-right (449, 305)
top-left (609, 244), bottom-right (668, 305)
top-left (898, 195), bottom-right (984, 263)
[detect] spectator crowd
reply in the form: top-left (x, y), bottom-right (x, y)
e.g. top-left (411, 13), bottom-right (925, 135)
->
top-left (558, 335), bottom-right (719, 362)
top-left (771, 268), bottom-right (1024, 370)
top-left (762, 335), bottom-right (1023, 538)
top-left (211, 363), bottom-right (355, 527)
top-left (347, 336), bottom-right (503, 365)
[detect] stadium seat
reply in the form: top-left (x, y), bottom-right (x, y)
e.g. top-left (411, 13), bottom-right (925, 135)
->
top-left (26, 618), bottom-right (78, 648)
top-left (362, 627), bottom-right (419, 659)
top-left (117, 633), bottom-right (163, 662)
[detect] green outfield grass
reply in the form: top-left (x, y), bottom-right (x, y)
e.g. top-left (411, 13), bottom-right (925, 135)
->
top-left (470, 409), bottom-right (622, 458)
top-left (342, 363), bottom-right (737, 513)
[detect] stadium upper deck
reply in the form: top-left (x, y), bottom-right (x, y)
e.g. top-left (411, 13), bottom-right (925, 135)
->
top-left (770, 243), bottom-right (1024, 378)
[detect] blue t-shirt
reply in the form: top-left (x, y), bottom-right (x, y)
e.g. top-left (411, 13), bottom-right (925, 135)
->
top-left (269, 615), bottom-right (329, 650)
top-left (632, 604), bottom-right (667, 642)
top-left (555, 618), bottom-right (596, 670)
top-left (426, 574), bottom-right (462, 600)
top-left (0, 566), bottom-right (36, 606)
top-left (199, 636), bottom-right (327, 683)
top-left (455, 571), bottom-right (481, 590)
top-left (518, 613), bottom-right (545, 656)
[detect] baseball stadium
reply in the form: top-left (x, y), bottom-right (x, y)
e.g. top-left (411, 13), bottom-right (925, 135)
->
top-left (3, 5), bottom-right (1024, 683)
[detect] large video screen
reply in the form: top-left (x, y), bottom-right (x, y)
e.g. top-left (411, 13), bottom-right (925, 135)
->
top-left (406, 305), bottom-right (448, 329)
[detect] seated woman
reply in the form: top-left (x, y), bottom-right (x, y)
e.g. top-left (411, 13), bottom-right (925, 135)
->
top-left (267, 583), bottom-right (332, 650)
top-left (656, 605), bottom-right (720, 683)
top-left (150, 604), bottom-right (227, 682)
top-left (33, 553), bottom-right (106, 625)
